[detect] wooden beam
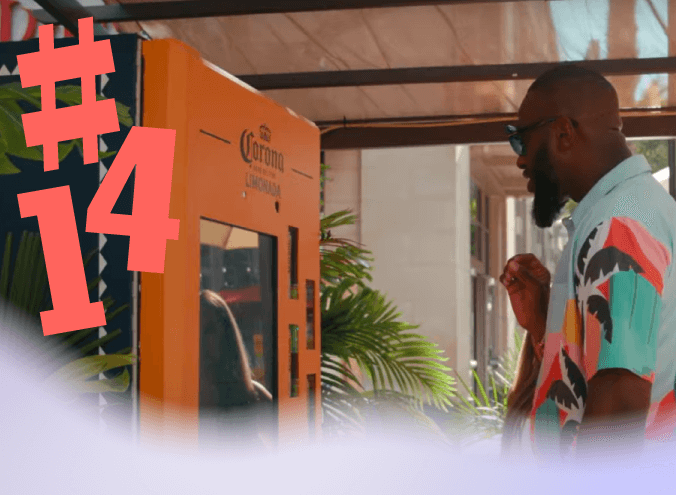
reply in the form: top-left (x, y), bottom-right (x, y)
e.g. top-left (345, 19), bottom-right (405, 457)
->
top-left (470, 155), bottom-right (506, 196)
top-left (33, 0), bottom-right (108, 36)
top-left (32, 0), bottom-right (553, 24)
top-left (478, 154), bottom-right (516, 168)
top-left (320, 114), bottom-right (676, 149)
top-left (239, 57), bottom-right (676, 90)
top-left (316, 107), bottom-right (676, 127)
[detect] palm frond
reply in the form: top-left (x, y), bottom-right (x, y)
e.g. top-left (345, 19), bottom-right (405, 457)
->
top-left (320, 210), bottom-right (373, 288)
top-left (319, 207), bottom-right (459, 437)
top-left (321, 278), bottom-right (456, 414)
top-left (441, 329), bottom-right (525, 443)
top-left (0, 231), bottom-right (132, 393)
top-left (0, 83), bottom-right (132, 174)
top-left (45, 353), bottom-right (136, 400)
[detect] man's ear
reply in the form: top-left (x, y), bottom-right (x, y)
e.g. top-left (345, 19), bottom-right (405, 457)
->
top-left (554, 117), bottom-right (576, 152)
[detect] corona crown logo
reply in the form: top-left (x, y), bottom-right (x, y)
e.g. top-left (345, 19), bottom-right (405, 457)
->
top-left (259, 124), bottom-right (271, 143)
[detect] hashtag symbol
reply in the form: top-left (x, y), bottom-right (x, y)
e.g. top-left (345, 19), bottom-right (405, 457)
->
top-left (17, 17), bottom-right (119, 172)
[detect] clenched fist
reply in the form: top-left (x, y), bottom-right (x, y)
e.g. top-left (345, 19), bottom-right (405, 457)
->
top-left (499, 253), bottom-right (550, 344)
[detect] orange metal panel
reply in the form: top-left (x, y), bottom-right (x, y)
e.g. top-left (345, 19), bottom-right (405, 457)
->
top-left (139, 38), bottom-right (321, 446)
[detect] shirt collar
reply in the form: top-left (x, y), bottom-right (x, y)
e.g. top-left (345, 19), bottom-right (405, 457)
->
top-left (568, 154), bottom-right (652, 231)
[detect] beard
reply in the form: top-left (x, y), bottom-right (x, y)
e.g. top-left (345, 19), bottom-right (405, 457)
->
top-left (531, 145), bottom-right (567, 228)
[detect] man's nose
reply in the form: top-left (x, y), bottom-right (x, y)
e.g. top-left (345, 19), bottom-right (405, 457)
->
top-left (516, 155), bottom-right (527, 170)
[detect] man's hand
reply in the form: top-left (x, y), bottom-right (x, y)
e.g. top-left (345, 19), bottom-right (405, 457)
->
top-left (499, 253), bottom-right (550, 343)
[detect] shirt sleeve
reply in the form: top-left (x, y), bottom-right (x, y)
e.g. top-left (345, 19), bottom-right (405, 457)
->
top-left (574, 217), bottom-right (671, 383)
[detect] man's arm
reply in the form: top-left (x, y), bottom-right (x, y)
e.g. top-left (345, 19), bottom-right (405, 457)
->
top-left (576, 368), bottom-right (651, 456)
top-left (573, 217), bottom-right (670, 457)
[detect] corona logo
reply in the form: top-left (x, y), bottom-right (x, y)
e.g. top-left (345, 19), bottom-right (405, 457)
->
top-left (259, 124), bottom-right (271, 143)
top-left (240, 127), bottom-right (284, 172)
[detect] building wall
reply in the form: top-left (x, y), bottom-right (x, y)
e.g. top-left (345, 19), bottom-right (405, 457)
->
top-left (353, 145), bottom-right (472, 380)
top-left (323, 150), bottom-right (361, 244)
top-left (487, 195), bottom-right (508, 361)
top-left (507, 198), bottom-right (568, 342)
top-left (323, 146), bottom-right (517, 386)
top-left (505, 197), bottom-right (517, 356)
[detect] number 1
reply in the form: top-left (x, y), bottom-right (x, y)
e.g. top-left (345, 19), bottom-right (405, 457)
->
top-left (17, 186), bottom-right (106, 336)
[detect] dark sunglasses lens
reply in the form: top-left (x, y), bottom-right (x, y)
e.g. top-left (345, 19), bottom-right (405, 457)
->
top-left (509, 136), bottom-right (525, 156)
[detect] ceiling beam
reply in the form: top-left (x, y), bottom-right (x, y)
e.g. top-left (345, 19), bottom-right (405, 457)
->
top-left (315, 107), bottom-right (676, 127)
top-left (32, 0), bottom-right (552, 24)
top-left (32, 0), bottom-right (108, 36)
top-left (240, 57), bottom-right (676, 90)
top-left (320, 114), bottom-right (676, 149)
top-left (479, 154), bottom-right (519, 168)
top-left (469, 153), bottom-right (506, 196)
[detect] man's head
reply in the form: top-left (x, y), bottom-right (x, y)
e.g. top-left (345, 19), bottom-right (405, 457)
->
top-left (510, 65), bottom-right (630, 228)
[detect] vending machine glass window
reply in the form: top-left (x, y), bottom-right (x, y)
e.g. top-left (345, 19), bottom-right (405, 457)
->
top-left (198, 218), bottom-right (277, 447)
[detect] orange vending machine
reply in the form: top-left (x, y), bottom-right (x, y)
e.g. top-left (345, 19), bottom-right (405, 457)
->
top-left (138, 39), bottom-right (321, 446)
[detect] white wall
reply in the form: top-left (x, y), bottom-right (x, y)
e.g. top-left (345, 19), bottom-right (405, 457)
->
top-left (359, 145), bottom-right (472, 381)
top-left (323, 150), bottom-right (361, 244)
top-left (654, 167), bottom-right (670, 193)
top-left (505, 197), bottom-right (516, 356)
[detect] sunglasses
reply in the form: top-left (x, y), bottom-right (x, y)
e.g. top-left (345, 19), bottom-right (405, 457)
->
top-left (505, 117), bottom-right (559, 156)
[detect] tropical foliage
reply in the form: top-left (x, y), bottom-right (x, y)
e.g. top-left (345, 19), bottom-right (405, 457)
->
top-left (319, 163), bottom-right (523, 442)
top-left (0, 83), bottom-right (135, 397)
top-left (0, 82), bottom-right (132, 175)
top-left (1, 230), bottom-right (135, 397)
top-left (442, 330), bottom-right (523, 443)
top-left (320, 209), bottom-right (456, 437)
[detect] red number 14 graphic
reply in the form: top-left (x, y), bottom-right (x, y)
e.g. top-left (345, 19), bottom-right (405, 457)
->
top-left (17, 127), bottom-right (180, 336)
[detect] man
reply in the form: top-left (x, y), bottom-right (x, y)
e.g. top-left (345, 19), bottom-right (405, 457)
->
top-left (500, 64), bottom-right (676, 459)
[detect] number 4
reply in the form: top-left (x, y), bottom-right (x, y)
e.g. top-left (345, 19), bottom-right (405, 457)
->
top-left (18, 126), bottom-right (179, 336)
top-left (87, 126), bottom-right (180, 273)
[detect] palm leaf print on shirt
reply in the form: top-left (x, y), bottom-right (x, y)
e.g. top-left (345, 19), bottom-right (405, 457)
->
top-left (576, 220), bottom-right (648, 345)
top-left (576, 217), bottom-right (669, 384)
top-left (546, 347), bottom-right (586, 418)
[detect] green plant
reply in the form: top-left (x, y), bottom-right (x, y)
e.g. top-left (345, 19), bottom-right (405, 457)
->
top-left (46, 353), bottom-right (136, 401)
top-left (443, 330), bottom-right (524, 444)
top-left (563, 199), bottom-right (578, 218)
top-left (319, 209), bottom-right (456, 437)
top-left (1, 230), bottom-right (134, 396)
top-left (0, 79), bottom-right (134, 395)
top-left (0, 82), bottom-right (132, 175)
top-left (634, 139), bottom-right (668, 173)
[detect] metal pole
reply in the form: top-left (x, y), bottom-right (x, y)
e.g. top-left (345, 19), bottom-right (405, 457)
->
top-left (669, 139), bottom-right (676, 200)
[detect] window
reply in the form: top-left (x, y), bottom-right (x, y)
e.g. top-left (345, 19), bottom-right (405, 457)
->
top-left (290, 325), bottom-right (299, 397)
top-left (470, 181), bottom-right (490, 272)
top-left (320, 151), bottom-right (326, 216)
top-left (198, 218), bottom-right (277, 445)
top-left (307, 374), bottom-right (317, 437)
top-left (288, 227), bottom-right (299, 299)
top-left (469, 181), bottom-right (492, 395)
top-left (306, 280), bottom-right (316, 350)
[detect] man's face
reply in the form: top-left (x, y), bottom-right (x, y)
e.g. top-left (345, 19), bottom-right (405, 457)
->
top-left (515, 90), bottom-right (569, 228)
top-left (530, 143), bottom-right (567, 228)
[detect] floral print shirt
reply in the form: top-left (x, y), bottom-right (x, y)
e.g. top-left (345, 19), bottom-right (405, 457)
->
top-left (529, 155), bottom-right (676, 458)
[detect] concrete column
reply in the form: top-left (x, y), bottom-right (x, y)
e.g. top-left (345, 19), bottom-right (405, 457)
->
top-left (505, 197), bottom-right (516, 355)
top-left (323, 150), bottom-right (361, 244)
top-left (489, 196), bottom-right (508, 357)
top-left (360, 144), bottom-right (472, 383)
